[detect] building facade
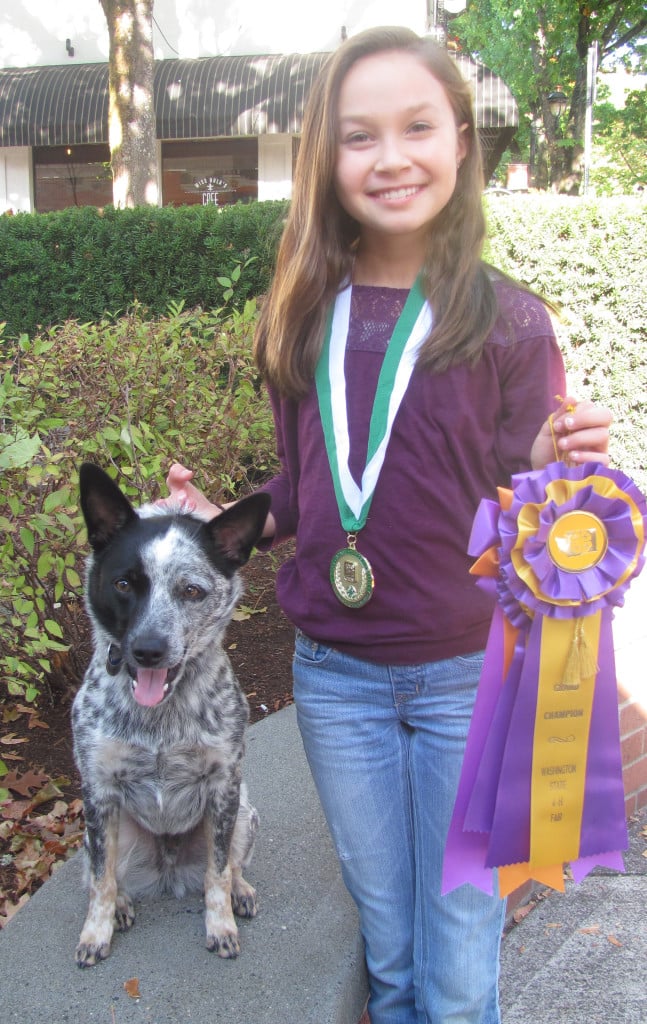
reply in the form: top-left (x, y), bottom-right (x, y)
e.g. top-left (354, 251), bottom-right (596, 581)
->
top-left (0, 1), bottom-right (518, 213)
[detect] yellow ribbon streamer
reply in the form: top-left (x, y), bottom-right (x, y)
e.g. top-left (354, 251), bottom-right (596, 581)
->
top-left (529, 611), bottom-right (601, 867)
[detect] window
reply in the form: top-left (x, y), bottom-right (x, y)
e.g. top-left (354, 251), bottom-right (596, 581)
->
top-left (33, 138), bottom-right (260, 211)
top-left (34, 145), bottom-right (112, 212)
top-left (162, 139), bottom-right (258, 206)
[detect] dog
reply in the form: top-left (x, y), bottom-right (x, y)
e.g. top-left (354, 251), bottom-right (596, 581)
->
top-left (71, 462), bottom-right (270, 967)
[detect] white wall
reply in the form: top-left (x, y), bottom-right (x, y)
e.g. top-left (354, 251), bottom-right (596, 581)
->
top-left (258, 135), bottom-right (292, 202)
top-left (0, 0), bottom-right (426, 67)
top-left (0, 149), bottom-right (33, 213)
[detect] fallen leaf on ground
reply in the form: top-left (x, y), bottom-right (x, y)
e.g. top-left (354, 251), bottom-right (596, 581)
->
top-left (607, 934), bottom-right (623, 947)
top-left (124, 978), bottom-right (141, 999)
top-left (28, 718), bottom-right (49, 731)
top-left (31, 780), bottom-right (65, 808)
top-left (512, 904), bottom-right (534, 924)
top-left (1, 799), bottom-right (33, 820)
top-left (1, 771), bottom-right (84, 916)
top-left (0, 893), bottom-right (30, 924)
top-left (3, 769), bottom-right (50, 797)
top-left (580, 925), bottom-right (601, 935)
top-left (232, 604), bottom-right (267, 621)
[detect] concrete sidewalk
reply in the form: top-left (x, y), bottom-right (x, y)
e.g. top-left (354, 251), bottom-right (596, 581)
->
top-left (0, 704), bottom-right (368, 1024)
top-left (1, 572), bottom-right (645, 1024)
top-left (500, 805), bottom-right (647, 1024)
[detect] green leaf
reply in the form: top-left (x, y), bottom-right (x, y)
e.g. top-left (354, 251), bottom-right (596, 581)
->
top-left (19, 527), bottom-right (35, 556)
top-left (43, 489), bottom-right (71, 513)
top-left (65, 567), bottom-right (82, 588)
top-left (36, 552), bottom-right (53, 578)
top-left (0, 430), bottom-right (41, 470)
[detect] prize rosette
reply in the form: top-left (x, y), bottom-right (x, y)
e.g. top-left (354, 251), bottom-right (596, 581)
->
top-left (443, 461), bottom-right (647, 898)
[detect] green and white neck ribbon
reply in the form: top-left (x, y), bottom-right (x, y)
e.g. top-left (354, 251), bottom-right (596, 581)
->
top-left (315, 276), bottom-right (432, 532)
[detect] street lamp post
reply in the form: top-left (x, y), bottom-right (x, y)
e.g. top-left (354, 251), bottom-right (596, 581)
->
top-left (427, 1), bottom-right (467, 46)
top-left (548, 89), bottom-right (568, 119)
top-left (547, 88), bottom-right (568, 189)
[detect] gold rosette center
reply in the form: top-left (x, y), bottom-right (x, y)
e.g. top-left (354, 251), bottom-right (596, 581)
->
top-left (547, 511), bottom-right (608, 573)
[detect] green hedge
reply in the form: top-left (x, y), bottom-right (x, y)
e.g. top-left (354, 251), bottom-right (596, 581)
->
top-left (0, 201), bottom-right (289, 339)
top-left (0, 299), bottom-right (276, 703)
top-left (485, 195), bottom-right (647, 492)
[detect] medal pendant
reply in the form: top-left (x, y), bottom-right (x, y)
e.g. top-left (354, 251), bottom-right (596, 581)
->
top-left (330, 538), bottom-right (374, 608)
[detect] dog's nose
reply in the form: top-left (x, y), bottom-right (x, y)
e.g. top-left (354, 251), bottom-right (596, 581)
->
top-left (131, 636), bottom-right (169, 667)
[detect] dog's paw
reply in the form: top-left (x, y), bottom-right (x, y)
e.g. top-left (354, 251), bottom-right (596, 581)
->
top-left (114, 893), bottom-right (135, 932)
top-left (231, 881), bottom-right (257, 919)
top-left (75, 940), bottom-right (111, 968)
top-left (206, 928), bottom-right (241, 958)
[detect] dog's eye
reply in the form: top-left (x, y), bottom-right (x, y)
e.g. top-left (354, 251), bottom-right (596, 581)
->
top-left (182, 584), bottom-right (205, 601)
top-left (114, 578), bottom-right (131, 593)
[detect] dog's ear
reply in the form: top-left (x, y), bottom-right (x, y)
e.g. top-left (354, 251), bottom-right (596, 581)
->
top-left (206, 493), bottom-right (271, 569)
top-left (79, 463), bottom-right (137, 551)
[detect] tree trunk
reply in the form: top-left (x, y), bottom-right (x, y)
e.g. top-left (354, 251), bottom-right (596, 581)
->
top-left (99, 0), bottom-right (158, 208)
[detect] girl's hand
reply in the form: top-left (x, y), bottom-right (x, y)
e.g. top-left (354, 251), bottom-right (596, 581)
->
top-left (158, 463), bottom-right (224, 520)
top-left (531, 397), bottom-right (612, 471)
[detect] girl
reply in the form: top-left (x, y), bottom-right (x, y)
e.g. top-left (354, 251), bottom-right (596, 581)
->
top-left (166, 27), bottom-right (611, 1024)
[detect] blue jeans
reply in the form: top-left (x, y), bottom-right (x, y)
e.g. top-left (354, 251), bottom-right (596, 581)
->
top-left (292, 632), bottom-right (505, 1024)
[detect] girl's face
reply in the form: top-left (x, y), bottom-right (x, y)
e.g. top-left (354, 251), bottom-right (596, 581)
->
top-left (334, 51), bottom-right (467, 254)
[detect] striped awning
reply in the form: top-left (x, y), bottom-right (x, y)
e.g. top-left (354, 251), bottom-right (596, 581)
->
top-left (0, 51), bottom-right (518, 149)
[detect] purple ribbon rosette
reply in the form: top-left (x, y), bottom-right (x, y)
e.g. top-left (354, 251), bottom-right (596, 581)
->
top-left (443, 461), bottom-right (646, 897)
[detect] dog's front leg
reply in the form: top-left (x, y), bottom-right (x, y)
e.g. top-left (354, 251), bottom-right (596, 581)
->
top-left (76, 800), bottom-right (120, 967)
top-left (204, 787), bottom-right (241, 958)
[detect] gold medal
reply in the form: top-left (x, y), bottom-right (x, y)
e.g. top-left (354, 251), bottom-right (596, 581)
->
top-left (330, 535), bottom-right (374, 608)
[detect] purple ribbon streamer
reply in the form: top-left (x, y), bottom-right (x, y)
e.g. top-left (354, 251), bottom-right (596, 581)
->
top-left (463, 640), bottom-right (525, 834)
top-left (442, 608), bottom-right (505, 895)
top-left (578, 607), bottom-right (628, 857)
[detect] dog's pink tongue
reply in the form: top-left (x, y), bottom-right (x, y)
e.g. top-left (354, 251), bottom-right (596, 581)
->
top-left (133, 668), bottom-right (168, 706)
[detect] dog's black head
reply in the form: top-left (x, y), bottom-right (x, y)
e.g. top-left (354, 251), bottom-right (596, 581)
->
top-left (79, 462), bottom-right (270, 570)
top-left (79, 463), bottom-right (270, 707)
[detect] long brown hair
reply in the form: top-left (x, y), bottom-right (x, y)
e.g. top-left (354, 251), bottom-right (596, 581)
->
top-left (255, 26), bottom-right (499, 398)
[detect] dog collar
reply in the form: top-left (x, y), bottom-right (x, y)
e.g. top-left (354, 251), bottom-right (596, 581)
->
top-left (106, 643), bottom-right (123, 675)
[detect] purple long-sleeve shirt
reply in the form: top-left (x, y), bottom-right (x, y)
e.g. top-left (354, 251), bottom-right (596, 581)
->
top-left (261, 280), bottom-right (565, 665)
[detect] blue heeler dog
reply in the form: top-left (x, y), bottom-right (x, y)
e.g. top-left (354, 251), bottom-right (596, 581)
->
top-left (72, 463), bottom-right (270, 967)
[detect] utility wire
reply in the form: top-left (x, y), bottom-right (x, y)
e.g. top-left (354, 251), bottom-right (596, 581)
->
top-left (153, 15), bottom-right (179, 55)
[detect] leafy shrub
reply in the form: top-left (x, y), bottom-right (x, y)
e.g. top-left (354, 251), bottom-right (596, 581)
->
top-left (0, 295), bottom-right (276, 704)
top-left (0, 201), bottom-right (289, 340)
top-left (485, 195), bottom-right (647, 492)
